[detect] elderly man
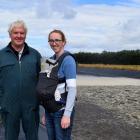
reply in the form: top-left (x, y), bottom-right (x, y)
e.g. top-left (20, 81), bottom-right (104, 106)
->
top-left (0, 20), bottom-right (41, 140)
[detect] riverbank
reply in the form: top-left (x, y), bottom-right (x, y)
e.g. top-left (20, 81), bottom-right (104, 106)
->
top-left (73, 86), bottom-right (140, 140)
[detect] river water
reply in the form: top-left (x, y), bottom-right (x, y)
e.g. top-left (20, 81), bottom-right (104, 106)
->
top-left (78, 67), bottom-right (140, 79)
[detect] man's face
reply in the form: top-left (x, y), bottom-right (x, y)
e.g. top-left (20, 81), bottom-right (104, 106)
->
top-left (9, 26), bottom-right (26, 48)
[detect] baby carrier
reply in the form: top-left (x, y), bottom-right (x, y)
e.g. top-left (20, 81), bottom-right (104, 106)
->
top-left (36, 52), bottom-right (76, 113)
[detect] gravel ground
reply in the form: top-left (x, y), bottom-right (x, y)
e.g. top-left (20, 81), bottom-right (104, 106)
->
top-left (72, 86), bottom-right (140, 140)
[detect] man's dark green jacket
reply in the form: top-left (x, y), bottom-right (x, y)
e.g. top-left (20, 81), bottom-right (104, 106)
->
top-left (0, 42), bottom-right (41, 115)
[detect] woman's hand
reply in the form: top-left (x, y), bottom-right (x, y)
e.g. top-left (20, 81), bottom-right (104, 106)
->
top-left (61, 116), bottom-right (70, 129)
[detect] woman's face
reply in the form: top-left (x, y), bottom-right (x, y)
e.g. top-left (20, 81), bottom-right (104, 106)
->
top-left (48, 32), bottom-right (65, 54)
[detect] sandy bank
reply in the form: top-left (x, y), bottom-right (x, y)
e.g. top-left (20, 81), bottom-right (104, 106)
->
top-left (77, 74), bottom-right (140, 86)
top-left (72, 86), bottom-right (140, 140)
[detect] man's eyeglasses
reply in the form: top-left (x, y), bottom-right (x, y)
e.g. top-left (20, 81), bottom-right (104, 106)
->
top-left (48, 39), bottom-right (62, 44)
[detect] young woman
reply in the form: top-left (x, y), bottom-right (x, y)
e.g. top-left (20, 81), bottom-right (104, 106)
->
top-left (41, 29), bottom-right (77, 140)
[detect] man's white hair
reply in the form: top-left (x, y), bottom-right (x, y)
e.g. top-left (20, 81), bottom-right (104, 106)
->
top-left (8, 20), bottom-right (27, 34)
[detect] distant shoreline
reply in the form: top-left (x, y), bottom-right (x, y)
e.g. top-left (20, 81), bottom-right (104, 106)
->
top-left (78, 64), bottom-right (140, 71)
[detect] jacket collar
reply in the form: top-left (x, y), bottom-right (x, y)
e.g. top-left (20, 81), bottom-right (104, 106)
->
top-left (5, 42), bottom-right (29, 55)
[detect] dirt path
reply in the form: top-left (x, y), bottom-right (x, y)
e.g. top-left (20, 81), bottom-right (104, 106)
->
top-left (77, 74), bottom-right (140, 86)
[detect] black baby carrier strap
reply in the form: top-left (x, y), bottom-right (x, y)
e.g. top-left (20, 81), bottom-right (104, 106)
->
top-left (36, 52), bottom-right (75, 113)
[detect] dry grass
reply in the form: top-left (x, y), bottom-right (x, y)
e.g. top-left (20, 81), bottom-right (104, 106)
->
top-left (78, 64), bottom-right (140, 71)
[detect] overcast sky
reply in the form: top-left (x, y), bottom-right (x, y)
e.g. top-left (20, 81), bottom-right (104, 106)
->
top-left (0, 0), bottom-right (140, 56)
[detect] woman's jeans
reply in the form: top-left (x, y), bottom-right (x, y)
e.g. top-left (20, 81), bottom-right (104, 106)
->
top-left (45, 109), bottom-right (75, 140)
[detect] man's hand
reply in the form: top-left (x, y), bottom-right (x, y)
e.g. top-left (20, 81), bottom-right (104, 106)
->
top-left (41, 114), bottom-right (46, 126)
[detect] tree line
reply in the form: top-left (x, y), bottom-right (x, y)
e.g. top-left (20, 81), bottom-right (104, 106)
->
top-left (74, 50), bottom-right (140, 65)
